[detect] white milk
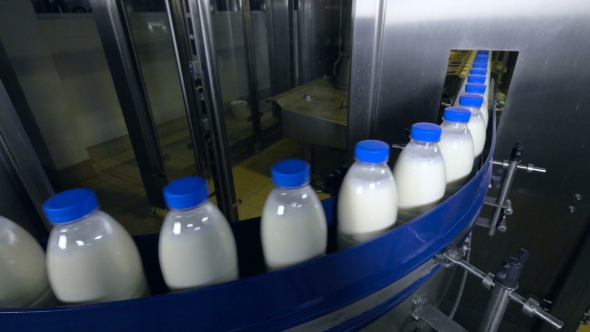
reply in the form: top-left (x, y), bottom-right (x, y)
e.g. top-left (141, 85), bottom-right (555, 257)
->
top-left (159, 201), bottom-right (238, 291)
top-left (338, 162), bottom-right (397, 248)
top-left (261, 185), bottom-right (327, 271)
top-left (439, 118), bottom-right (475, 190)
top-left (46, 210), bottom-right (148, 304)
top-left (393, 140), bottom-right (446, 222)
top-left (0, 217), bottom-right (55, 308)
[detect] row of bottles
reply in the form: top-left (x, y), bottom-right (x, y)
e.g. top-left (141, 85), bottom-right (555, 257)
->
top-left (338, 48), bottom-right (491, 246)
top-left (0, 51), bottom-right (491, 308)
top-left (0, 162), bottom-right (327, 307)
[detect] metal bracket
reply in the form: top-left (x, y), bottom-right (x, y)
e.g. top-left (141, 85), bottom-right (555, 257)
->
top-left (412, 295), bottom-right (469, 332)
top-left (437, 247), bottom-right (563, 330)
top-left (479, 142), bottom-right (546, 235)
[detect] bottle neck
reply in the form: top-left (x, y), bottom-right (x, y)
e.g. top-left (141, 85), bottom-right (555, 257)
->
top-left (354, 159), bottom-right (389, 167)
top-left (169, 200), bottom-right (208, 212)
top-left (50, 208), bottom-right (100, 226)
top-left (442, 120), bottom-right (469, 129)
top-left (275, 183), bottom-right (309, 190)
top-left (409, 139), bottom-right (439, 147)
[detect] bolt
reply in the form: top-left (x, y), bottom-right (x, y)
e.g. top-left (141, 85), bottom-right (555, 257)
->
top-left (411, 313), bottom-right (420, 321)
top-left (569, 206), bottom-right (576, 213)
top-left (575, 194), bottom-right (583, 201)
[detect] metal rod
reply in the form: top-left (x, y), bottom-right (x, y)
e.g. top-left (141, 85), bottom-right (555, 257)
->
top-left (488, 159), bottom-right (518, 235)
top-left (165, 0), bottom-right (206, 177)
top-left (192, 0), bottom-right (239, 221)
top-left (443, 250), bottom-right (488, 281)
top-left (288, 0), bottom-right (296, 87)
top-left (449, 236), bottom-right (471, 319)
top-left (491, 160), bottom-right (546, 173)
top-left (90, 0), bottom-right (167, 208)
top-left (241, 0), bottom-right (262, 153)
top-left (478, 285), bottom-right (513, 332)
top-left (508, 293), bottom-right (564, 329)
top-left (332, 0), bottom-right (343, 76)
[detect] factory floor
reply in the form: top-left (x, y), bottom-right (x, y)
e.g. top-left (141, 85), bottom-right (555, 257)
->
top-left (75, 138), bottom-right (328, 236)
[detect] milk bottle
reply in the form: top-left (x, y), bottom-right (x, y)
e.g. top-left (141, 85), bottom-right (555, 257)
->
top-left (43, 188), bottom-right (149, 304)
top-left (472, 62), bottom-right (487, 69)
top-left (467, 74), bottom-right (486, 84)
top-left (337, 140), bottom-right (398, 248)
top-left (458, 93), bottom-right (487, 158)
top-left (261, 159), bottom-right (327, 271)
top-left (439, 108), bottom-right (475, 192)
top-left (469, 68), bottom-right (487, 76)
top-left (465, 83), bottom-right (489, 120)
top-left (159, 176), bottom-right (238, 291)
top-left (393, 123), bottom-right (446, 222)
top-left (0, 217), bottom-right (55, 308)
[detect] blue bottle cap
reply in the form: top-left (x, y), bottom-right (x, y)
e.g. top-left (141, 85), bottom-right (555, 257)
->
top-left (164, 176), bottom-right (208, 209)
top-left (465, 83), bottom-right (487, 94)
top-left (355, 140), bottom-right (389, 163)
top-left (459, 93), bottom-right (484, 107)
top-left (43, 188), bottom-right (99, 224)
top-left (443, 107), bottom-right (471, 123)
top-left (477, 50), bottom-right (489, 55)
top-left (472, 62), bottom-right (487, 68)
top-left (476, 54), bottom-right (489, 60)
top-left (271, 159), bottom-right (310, 188)
top-left (410, 123), bottom-right (442, 142)
top-left (474, 58), bottom-right (487, 64)
top-left (467, 74), bottom-right (486, 83)
top-left (469, 68), bottom-right (487, 76)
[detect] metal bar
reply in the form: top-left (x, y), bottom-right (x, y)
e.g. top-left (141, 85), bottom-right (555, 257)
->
top-left (288, 0), bottom-right (296, 87)
top-left (488, 159), bottom-right (518, 235)
top-left (346, 0), bottom-right (386, 166)
top-left (413, 297), bottom-right (469, 332)
top-left (165, 0), bottom-right (207, 177)
top-left (0, 41), bottom-right (54, 233)
top-left (89, 0), bottom-right (167, 208)
top-left (478, 285), bottom-right (513, 332)
top-left (241, 0), bottom-right (262, 153)
top-left (508, 293), bottom-right (564, 329)
top-left (191, 0), bottom-right (239, 221)
top-left (264, 0), bottom-right (278, 97)
top-left (492, 160), bottom-right (546, 173)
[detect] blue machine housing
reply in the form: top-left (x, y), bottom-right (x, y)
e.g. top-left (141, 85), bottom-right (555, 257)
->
top-left (0, 117), bottom-right (496, 332)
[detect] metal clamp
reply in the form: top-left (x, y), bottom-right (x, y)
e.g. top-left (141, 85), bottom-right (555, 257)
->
top-left (479, 142), bottom-right (546, 235)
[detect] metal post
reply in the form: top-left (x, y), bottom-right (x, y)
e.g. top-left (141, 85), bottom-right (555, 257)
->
top-left (488, 142), bottom-right (523, 235)
top-left (165, 0), bottom-right (208, 178)
top-left (90, 0), bottom-right (167, 208)
top-left (345, 0), bottom-right (386, 166)
top-left (241, 0), bottom-right (263, 153)
top-left (0, 41), bottom-right (54, 233)
top-left (189, 0), bottom-right (239, 221)
top-left (478, 284), bottom-right (514, 332)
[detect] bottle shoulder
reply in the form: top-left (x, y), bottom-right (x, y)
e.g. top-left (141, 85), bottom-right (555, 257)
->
top-left (162, 201), bottom-right (229, 231)
top-left (397, 141), bottom-right (443, 160)
top-left (47, 210), bottom-right (127, 248)
top-left (345, 162), bottom-right (395, 183)
top-left (263, 185), bottom-right (325, 216)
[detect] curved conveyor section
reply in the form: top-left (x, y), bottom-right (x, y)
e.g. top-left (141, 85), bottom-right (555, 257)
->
top-left (0, 120), bottom-right (495, 332)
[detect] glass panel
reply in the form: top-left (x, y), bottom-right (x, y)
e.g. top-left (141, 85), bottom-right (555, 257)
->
top-left (0, 3), bottom-right (163, 235)
top-left (123, 2), bottom-right (200, 182)
top-left (207, 1), bottom-right (333, 221)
